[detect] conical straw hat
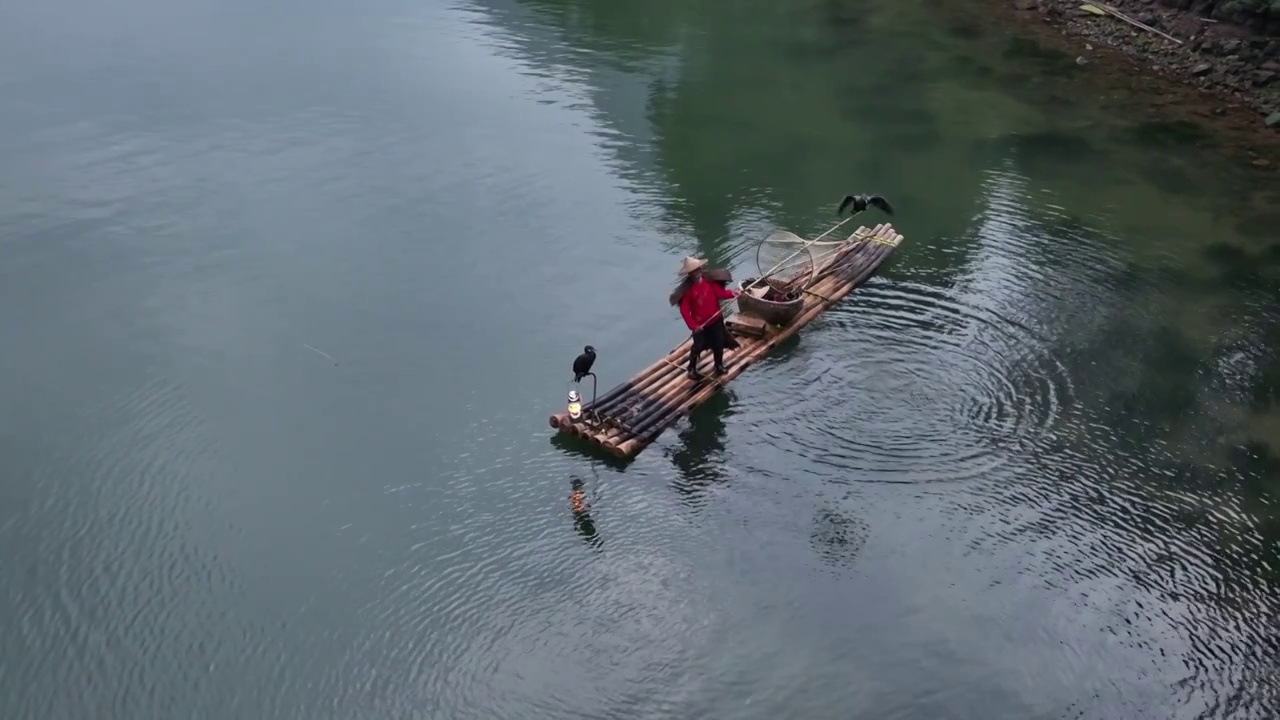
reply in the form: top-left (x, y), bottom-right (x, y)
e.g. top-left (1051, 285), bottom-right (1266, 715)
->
top-left (677, 256), bottom-right (708, 276)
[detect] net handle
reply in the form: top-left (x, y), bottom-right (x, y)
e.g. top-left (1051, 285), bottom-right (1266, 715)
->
top-left (744, 214), bottom-right (857, 293)
top-left (755, 239), bottom-right (815, 291)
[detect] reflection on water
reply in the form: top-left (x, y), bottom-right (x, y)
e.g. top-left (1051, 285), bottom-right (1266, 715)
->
top-left (668, 391), bottom-right (732, 508)
top-left (1, 0), bottom-right (1277, 718)
top-left (568, 476), bottom-right (602, 548)
top-left (809, 505), bottom-right (869, 572)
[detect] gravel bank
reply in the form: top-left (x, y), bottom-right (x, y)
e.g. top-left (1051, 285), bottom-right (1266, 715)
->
top-left (1010, 0), bottom-right (1280, 129)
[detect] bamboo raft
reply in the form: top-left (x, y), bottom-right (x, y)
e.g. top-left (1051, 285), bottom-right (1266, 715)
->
top-left (549, 221), bottom-right (905, 459)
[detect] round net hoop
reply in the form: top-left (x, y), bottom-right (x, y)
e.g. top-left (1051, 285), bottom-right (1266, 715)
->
top-left (754, 229), bottom-right (817, 291)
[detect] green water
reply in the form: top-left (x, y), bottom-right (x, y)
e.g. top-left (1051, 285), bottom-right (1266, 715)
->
top-left (1, 0), bottom-right (1277, 717)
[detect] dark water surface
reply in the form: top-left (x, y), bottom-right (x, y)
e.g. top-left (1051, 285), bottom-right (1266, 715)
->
top-left (2, 0), bottom-right (1279, 718)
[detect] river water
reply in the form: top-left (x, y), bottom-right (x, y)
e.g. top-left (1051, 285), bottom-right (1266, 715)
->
top-left (2, 0), bottom-right (1278, 717)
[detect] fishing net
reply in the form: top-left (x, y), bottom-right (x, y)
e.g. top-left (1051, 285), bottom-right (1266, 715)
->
top-left (753, 229), bottom-right (818, 291)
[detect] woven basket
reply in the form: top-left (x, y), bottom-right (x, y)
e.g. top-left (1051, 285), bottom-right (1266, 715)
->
top-left (736, 277), bottom-right (804, 326)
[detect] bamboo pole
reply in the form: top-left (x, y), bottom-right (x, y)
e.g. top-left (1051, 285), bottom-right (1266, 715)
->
top-left (556, 336), bottom-right (693, 426)
top-left (599, 335), bottom-right (709, 416)
top-left (784, 230), bottom-right (879, 297)
top-left (594, 360), bottom-right (679, 416)
top-left (617, 344), bottom-right (776, 457)
top-left (620, 350), bottom-right (748, 441)
top-left (552, 302), bottom-right (733, 427)
top-left (813, 227), bottom-right (887, 286)
top-left (784, 246), bottom-right (895, 333)
top-left (560, 331), bottom-right (726, 442)
top-left (606, 338), bottom-right (748, 438)
top-left (742, 214), bottom-right (859, 294)
top-left (585, 308), bottom-right (741, 418)
top-left (625, 354), bottom-right (750, 441)
top-left (586, 317), bottom-right (748, 442)
top-left (581, 381), bottom-right (633, 416)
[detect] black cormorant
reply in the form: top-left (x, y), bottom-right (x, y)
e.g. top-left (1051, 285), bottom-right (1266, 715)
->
top-left (572, 346), bottom-right (596, 382)
top-left (837, 193), bottom-right (895, 217)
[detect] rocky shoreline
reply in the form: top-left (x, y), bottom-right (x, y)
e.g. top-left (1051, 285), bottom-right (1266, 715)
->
top-left (1010, 0), bottom-right (1280, 130)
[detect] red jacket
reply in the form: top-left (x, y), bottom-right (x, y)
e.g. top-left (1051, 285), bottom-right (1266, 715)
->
top-left (679, 278), bottom-right (736, 331)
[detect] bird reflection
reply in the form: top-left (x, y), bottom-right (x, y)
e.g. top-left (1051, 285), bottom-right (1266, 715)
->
top-left (568, 476), bottom-right (602, 548)
top-left (669, 391), bottom-right (731, 509)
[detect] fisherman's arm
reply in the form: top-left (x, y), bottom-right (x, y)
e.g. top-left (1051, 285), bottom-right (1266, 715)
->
top-left (712, 284), bottom-right (738, 300)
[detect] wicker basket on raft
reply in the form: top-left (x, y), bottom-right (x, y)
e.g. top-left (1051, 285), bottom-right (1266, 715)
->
top-left (735, 276), bottom-right (804, 326)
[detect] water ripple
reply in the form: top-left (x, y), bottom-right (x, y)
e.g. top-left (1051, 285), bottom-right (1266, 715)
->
top-left (737, 277), bottom-right (1077, 484)
top-left (2, 371), bottom-right (244, 720)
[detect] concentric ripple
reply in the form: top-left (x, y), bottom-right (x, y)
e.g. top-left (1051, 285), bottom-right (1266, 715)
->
top-left (737, 278), bottom-right (1078, 484)
top-left (325, 416), bottom-right (738, 720)
top-left (809, 505), bottom-right (868, 570)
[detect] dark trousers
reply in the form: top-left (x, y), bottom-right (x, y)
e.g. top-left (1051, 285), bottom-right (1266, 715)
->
top-left (689, 317), bottom-right (730, 374)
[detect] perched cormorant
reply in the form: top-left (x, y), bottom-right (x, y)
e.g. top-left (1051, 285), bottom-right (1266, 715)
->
top-left (572, 345), bottom-right (596, 382)
top-left (837, 193), bottom-right (895, 217)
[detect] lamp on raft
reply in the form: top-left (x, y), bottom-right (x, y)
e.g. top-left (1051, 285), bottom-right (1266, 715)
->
top-left (566, 345), bottom-right (597, 423)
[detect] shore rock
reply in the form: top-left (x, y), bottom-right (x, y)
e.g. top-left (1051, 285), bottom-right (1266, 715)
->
top-left (1014, 0), bottom-right (1280, 127)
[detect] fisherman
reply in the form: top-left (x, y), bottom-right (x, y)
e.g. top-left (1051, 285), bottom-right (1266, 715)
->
top-left (670, 256), bottom-right (739, 380)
